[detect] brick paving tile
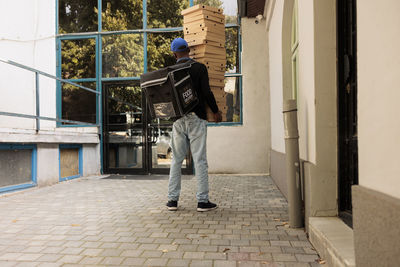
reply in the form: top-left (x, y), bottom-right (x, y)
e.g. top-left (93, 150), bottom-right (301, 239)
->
top-left (57, 254), bottom-right (83, 264)
top-left (272, 253), bottom-right (297, 262)
top-left (295, 253), bottom-right (320, 262)
top-left (101, 256), bottom-right (125, 265)
top-left (36, 254), bottom-right (63, 262)
top-left (16, 253), bottom-right (43, 261)
top-left (183, 251), bottom-right (205, 259)
top-left (190, 259), bottom-right (213, 266)
top-left (162, 251), bottom-right (185, 259)
top-left (145, 257), bottom-right (169, 266)
top-left (228, 252), bottom-right (251, 261)
top-left (0, 261), bottom-right (18, 267)
top-left (0, 175), bottom-right (322, 267)
top-left (15, 262), bottom-right (40, 267)
top-left (78, 256), bottom-right (104, 265)
top-left (204, 252), bottom-right (227, 260)
top-left (238, 261), bottom-right (263, 267)
top-left (280, 262), bottom-right (313, 267)
top-left (121, 257), bottom-right (146, 266)
top-left (214, 260), bottom-right (237, 267)
top-left (167, 258), bottom-right (191, 266)
top-left (37, 263), bottom-right (63, 267)
top-left (282, 246), bottom-right (305, 254)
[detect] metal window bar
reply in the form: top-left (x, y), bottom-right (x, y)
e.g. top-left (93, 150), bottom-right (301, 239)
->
top-left (0, 58), bottom-right (100, 131)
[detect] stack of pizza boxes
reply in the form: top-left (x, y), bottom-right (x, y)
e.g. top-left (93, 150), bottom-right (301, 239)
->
top-left (181, 4), bottom-right (227, 122)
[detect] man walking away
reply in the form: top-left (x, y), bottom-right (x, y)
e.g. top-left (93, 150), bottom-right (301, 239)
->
top-left (166, 37), bottom-right (222, 212)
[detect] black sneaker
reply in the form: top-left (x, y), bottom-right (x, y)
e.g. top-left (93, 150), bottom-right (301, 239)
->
top-left (166, 200), bottom-right (178, 211)
top-left (197, 201), bottom-right (218, 212)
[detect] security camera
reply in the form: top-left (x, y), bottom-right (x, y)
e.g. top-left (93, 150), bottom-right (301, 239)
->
top-left (255, 14), bottom-right (263, 24)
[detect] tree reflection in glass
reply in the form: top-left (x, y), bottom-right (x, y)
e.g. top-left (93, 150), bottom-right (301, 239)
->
top-left (102, 34), bottom-right (144, 77)
top-left (101, 0), bottom-right (143, 31)
top-left (59, 0), bottom-right (98, 33)
top-left (61, 39), bottom-right (96, 79)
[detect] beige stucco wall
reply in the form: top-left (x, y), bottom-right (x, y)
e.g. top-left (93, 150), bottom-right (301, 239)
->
top-left (357, 0), bottom-right (400, 200)
top-left (297, 0), bottom-right (316, 164)
top-left (268, 0), bottom-right (285, 154)
top-left (266, 0), bottom-right (337, 220)
top-left (267, 0), bottom-right (317, 164)
top-left (207, 18), bottom-right (270, 174)
top-left (268, 0), bottom-right (316, 161)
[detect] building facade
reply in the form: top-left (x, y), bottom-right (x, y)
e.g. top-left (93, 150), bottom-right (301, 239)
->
top-left (255, 0), bottom-right (400, 266)
top-left (0, 0), bottom-right (270, 191)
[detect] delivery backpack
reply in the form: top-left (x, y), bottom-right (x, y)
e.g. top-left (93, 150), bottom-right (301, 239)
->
top-left (140, 59), bottom-right (199, 120)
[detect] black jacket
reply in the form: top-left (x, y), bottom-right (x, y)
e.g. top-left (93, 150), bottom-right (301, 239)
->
top-left (177, 58), bottom-right (219, 120)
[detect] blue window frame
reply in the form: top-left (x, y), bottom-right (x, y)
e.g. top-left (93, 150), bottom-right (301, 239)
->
top-left (0, 144), bottom-right (37, 193)
top-left (56, 0), bottom-right (242, 126)
top-left (59, 144), bottom-right (83, 181)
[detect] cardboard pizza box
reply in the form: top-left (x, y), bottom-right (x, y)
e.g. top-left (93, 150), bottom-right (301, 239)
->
top-left (195, 57), bottom-right (226, 66)
top-left (186, 38), bottom-right (224, 48)
top-left (185, 25), bottom-right (224, 35)
top-left (210, 87), bottom-right (226, 95)
top-left (206, 64), bottom-right (225, 72)
top-left (185, 33), bottom-right (225, 44)
top-left (184, 14), bottom-right (225, 25)
top-left (185, 30), bottom-right (225, 41)
top-left (189, 43), bottom-right (226, 55)
top-left (184, 9), bottom-right (225, 20)
top-left (190, 52), bottom-right (226, 60)
top-left (209, 78), bottom-right (225, 87)
top-left (208, 72), bottom-right (226, 80)
top-left (184, 21), bottom-right (225, 33)
top-left (181, 4), bottom-right (223, 16)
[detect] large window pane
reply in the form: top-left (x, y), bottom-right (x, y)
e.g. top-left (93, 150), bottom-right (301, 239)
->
top-left (59, 0), bottom-right (98, 33)
top-left (105, 82), bottom-right (144, 169)
top-left (0, 149), bottom-right (32, 187)
top-left (62, 39), bottom-right (96, 79)
top-left (102, 0), bottom-right (143, 31)
top-left (107, 83), bottom-right (142, 116)
top-left (226, 27), bottom-right (238, 73)
top-left (102, 34), bottom-right (144, 77)
top-left (62, 82), bottom-right (97, 124)
top-left (147, 32), bottom-right (183, 72)
top-left (222, 77), bottom-right (240, 122)
top-left (147, 0), bottom-right (188, 28)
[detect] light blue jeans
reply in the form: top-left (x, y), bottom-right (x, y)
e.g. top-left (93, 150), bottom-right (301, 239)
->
top-left (168, 113), bottom-right (209, 203)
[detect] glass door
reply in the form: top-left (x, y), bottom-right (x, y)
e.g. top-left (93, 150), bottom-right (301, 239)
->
top-left (103, 81), bottom-right (146, 174)
top-left (103, 81), bottom-right (193, 175)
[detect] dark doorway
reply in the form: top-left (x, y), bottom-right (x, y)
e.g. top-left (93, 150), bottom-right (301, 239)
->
top-left (102, 81), bottom-right (193, 175)
top-left (337, 0), bottom-right (358, 228)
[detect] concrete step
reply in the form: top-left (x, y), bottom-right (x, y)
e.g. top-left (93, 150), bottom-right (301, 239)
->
top-left (309, 217), bottom-right (356, 267)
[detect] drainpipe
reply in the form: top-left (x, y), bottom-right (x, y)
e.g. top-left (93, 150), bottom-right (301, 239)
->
top-left (283, 100), bottom-right (303, 228)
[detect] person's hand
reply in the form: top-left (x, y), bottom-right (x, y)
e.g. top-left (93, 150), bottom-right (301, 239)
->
top-left (213, 111), bottom-right (222, 123)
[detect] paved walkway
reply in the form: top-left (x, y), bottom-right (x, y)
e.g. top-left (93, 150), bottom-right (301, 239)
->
top-left (0, 175), bottom-right (322, 267)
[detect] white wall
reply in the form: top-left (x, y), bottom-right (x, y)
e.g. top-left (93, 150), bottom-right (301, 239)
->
top-left (268, 0), bottom-right (285, 154)
top-left (297, 0), bottom-right (316, 163)
top-left (207, 18), bottom-right (271, 174)
top-left (268, 0), bottom-right (317, 162)
top-left (0, 0), bottom-right (56, 130)
top-left (357, 0), bottom-right (400, 199)
top-left (37, 144), bottom-right (59, 186)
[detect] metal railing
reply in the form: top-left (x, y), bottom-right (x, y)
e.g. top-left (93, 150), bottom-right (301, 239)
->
top-left (0, 58), bottom-right (100, 131)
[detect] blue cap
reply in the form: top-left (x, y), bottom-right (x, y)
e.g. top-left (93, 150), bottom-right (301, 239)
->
top-left (171, 37), bottom-right (189, 52)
